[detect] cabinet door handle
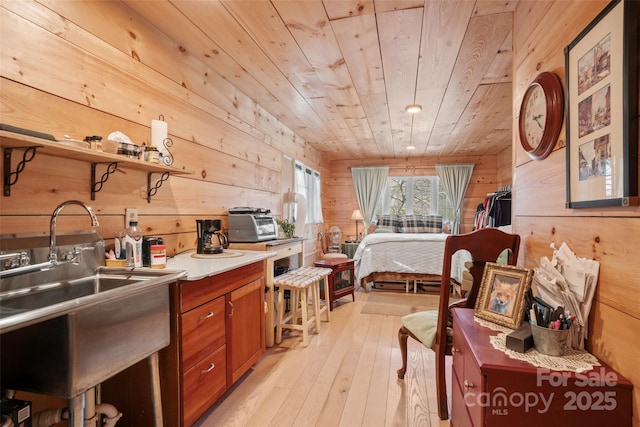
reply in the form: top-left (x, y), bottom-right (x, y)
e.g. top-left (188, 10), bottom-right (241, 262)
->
top-left (228, 301), bottom-right (234, 318)
top-left (451, 347), bottom-right (459, 355)
top-left (201, 363), bottom-right (215, 374)
top-left (200, 311), bottom-right (214, 320)
top-left (463, 379), bottom-right (474, 390)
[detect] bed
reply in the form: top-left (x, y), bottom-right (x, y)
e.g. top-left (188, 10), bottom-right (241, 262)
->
top-left (352, 231), bottom-right (471, 291)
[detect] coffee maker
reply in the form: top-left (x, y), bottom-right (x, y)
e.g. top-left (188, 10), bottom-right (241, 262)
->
top-left (196, 219), bottom-right (227, 254)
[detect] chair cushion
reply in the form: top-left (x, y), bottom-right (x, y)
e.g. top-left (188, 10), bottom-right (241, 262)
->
top-left (401, 310), bottom-right (439, 348)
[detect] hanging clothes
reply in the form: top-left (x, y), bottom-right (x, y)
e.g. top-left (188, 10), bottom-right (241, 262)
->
top-left (473, 185), bottom-right (511, 229)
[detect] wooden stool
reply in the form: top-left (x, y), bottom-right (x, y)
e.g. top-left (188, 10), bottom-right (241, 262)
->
top-left (274, 267), bottom-right (332, 346)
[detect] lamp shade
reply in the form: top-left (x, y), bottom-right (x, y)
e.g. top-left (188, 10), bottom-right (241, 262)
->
top-left (351, 209), bottom-right (363, 221)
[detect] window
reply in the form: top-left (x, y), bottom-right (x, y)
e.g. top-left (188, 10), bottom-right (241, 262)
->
top-left (295, 161), bottom-right (323, 223)
top-left (379, 176), bottom-right (452, 220)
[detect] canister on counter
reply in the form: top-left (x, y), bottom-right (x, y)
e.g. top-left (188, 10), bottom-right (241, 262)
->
top-left (150, 244), bottom-right (166, 269)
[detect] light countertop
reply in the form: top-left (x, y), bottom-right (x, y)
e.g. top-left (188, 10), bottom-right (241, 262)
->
top-left (166, 249), bottom-right (277, 280)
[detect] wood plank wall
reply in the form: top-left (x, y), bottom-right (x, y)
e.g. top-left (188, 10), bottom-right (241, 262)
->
top-left (324, 155), bottom-right (504, 238)
top-left (5, 0), bottom-right (638, 424)
top-left (0, 1), bottom-right (323, 264)
top-left (513, 1), bottom-right (640, 424)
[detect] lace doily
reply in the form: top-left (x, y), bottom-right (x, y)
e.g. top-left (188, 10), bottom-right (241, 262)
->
top-left (473, 316), bottom-right (600, 373)
top-left (474, 316), bottom-right (514, 333)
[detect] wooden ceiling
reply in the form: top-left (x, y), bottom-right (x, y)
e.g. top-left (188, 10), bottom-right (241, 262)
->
top-left (124, 0), bottom-right (516, 160)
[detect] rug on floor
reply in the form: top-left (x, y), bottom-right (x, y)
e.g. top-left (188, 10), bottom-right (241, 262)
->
top-left (361, 290), bottom-right (459, 316)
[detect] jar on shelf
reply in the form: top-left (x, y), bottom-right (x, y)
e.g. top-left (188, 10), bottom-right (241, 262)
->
top-left (130, 144), bottom-right (142, 160)
top-left (144, 145), bottom-right (161, 163)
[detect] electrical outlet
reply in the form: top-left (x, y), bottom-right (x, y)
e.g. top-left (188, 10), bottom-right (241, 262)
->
top-left (125, 208), bottom-right (138, 228)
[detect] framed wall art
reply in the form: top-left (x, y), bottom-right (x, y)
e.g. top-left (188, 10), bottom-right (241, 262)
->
top-left (565, 0), bottom-right (639, 208)
top-left (474, 263), bottom-right (532, 329)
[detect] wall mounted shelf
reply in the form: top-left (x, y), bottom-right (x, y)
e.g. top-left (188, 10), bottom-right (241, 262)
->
top-left (1, 130), bottom-right (193, 202)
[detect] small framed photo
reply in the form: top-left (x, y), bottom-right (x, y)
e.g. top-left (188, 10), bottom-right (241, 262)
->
top-left (474, 263), bottom-right (533, 329)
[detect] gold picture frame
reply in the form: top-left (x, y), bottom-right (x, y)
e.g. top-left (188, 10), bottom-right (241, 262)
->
top-left (474, 263), bottom-right (532, 329)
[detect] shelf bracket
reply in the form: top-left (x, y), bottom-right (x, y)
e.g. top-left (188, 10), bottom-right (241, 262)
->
top-left (91, 162), bottom-right (119, 200)
top-left (4, 146), bottom-right (39, 197)
top-left (147, 171), bottom-right (170, 203)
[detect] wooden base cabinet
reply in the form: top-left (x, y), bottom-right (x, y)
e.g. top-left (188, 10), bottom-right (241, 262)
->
top-left (100, 263), bottom-right (265, 427)
top-left (164, 262), bottom-right (265, 427)
top-left (450, 308), bottom-right (632, 427)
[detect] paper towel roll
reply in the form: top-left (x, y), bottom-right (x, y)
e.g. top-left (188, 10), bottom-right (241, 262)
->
top-left (151, 119), bottom-right (168, 154)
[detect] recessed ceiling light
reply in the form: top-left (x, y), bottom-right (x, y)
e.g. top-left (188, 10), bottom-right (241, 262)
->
top-left (406, 144), bottom-right (416, 150)
top-left (405, 104), bottom-right (422, 113)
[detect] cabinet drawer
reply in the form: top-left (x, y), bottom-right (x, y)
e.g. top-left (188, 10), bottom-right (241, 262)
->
top-left (272, 242), bottom-right (302, 259)
top-left (452, 322), bottom-right (466, 391)
top-left (182, 345), bottom-right (227, 427)
top-left (453, 319), bottom-right (482, 424)
top-left (181, 262), bottom-right (263, 312)
top-left (462, 346), bottom-right (483, 423)
top-left (451, 374), bottom-right (474, 427)
top-left (181, 296), bottom-right (226, 369)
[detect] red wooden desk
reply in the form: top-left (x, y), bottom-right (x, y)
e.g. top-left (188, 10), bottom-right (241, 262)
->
top-left (450, 308), bottom-right (632, 426)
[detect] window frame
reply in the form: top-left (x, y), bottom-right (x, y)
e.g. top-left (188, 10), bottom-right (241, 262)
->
top-left (294, 161), bottom-right (323, 224)
top-left (379, 175), bottom-right (452, 221)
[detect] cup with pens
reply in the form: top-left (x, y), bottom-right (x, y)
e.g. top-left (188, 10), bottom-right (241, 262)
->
top-left (529, 297), bottom-right (574, 356)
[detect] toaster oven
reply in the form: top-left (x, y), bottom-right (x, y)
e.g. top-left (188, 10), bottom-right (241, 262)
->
top-left (227, 214), bottom-right (277, 242)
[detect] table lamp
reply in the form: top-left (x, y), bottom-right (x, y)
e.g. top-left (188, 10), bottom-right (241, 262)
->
top-left (351, 209), bottom-right (363, 241)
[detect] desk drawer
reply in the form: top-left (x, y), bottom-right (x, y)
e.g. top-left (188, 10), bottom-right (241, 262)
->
top-left (272, 242), bottom-right (302, 259)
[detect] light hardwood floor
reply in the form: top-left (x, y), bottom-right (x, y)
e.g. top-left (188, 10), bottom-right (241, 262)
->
top-left (194, 290), bottom-right (452, 427)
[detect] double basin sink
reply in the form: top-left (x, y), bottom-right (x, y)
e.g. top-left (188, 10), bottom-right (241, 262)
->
top-left (0, 232), bottom-right (186, 399)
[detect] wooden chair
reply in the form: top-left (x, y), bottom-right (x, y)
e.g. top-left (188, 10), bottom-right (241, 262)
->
top-left (397, 227), bottom-right (520, 420)
top-left (318, 231), bottom-right (348, 260)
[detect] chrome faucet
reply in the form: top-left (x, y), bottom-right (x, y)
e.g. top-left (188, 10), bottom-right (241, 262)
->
top-left (49, 200), bottom-right (100, 263)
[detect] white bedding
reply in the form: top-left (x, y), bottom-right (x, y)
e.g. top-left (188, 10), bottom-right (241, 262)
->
top-left (352, 233), bottom-right (471, 290)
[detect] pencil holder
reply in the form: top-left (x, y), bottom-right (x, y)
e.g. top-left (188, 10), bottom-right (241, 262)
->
top-left (530, 323), bottom-right (570, 356)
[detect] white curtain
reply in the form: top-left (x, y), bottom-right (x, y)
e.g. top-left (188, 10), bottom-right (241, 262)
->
top-left (309, 170), bottom-right (323, 223)
top-left (295, 163), bottom-right (323, 223)
top-left (351, 166), bottom-right (389, 235)
top-left (436, 164), bottom-right (474, 234)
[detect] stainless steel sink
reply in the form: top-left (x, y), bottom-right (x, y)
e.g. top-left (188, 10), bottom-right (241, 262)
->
top-left (0, 231), bottom-right (186, 399)
top-left (0, 269), bottom-right (172, 321)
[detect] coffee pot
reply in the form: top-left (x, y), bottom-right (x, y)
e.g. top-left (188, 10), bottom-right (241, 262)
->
top-left (196, 219), bottom-right (228, 254)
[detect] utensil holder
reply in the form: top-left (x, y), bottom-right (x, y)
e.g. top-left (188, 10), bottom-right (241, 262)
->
top-left (530, 323), bottom-right (570, 356)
